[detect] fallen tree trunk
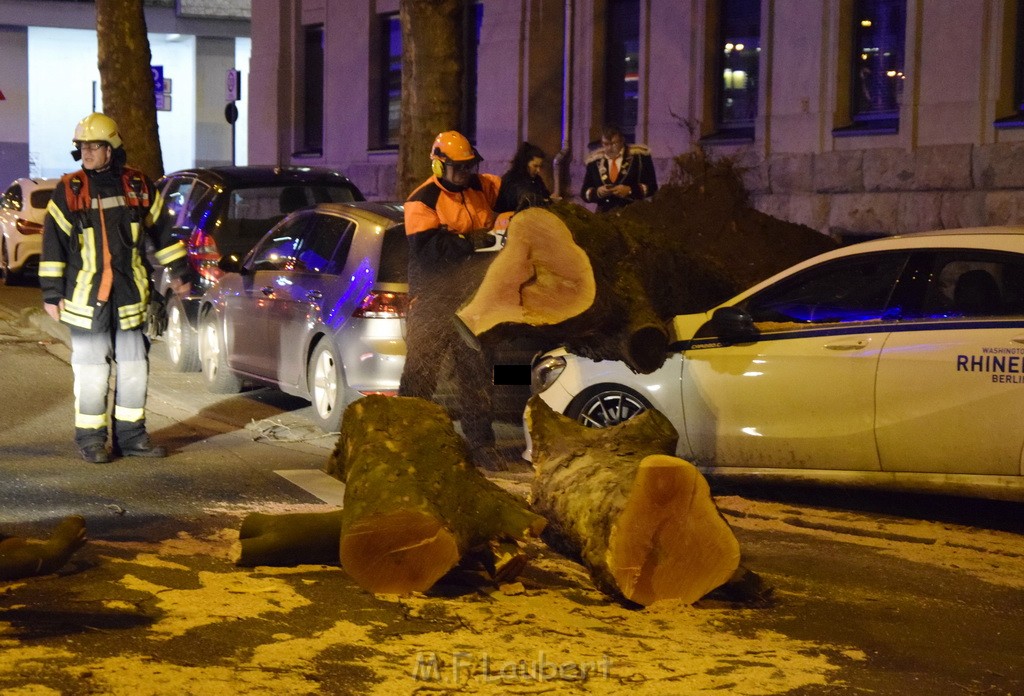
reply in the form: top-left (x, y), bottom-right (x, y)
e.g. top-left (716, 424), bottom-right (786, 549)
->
top-left (526, 396), bottom-right (740, 606)
top-left (458, 204), bottom-right (671, 373)
top-left (237, 510), bottom-right (344, 568)
top-left (0, 515), bottom-right (87, 581)
top-left (324, 395), bottom-right (546, 594)
top-left (457, 181), bottom-right (837, 373)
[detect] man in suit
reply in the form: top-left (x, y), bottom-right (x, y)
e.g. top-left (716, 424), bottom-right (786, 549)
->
top-left (580, 125), bottom-right (658, 212)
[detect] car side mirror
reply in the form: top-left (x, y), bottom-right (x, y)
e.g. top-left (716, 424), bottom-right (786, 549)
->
top-left (698, 306), bottom-right (759, 345)
top-left (217, 254), bottom-right (246, 275)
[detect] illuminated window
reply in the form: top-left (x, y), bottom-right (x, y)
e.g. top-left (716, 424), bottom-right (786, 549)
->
top-left (850, 0), bottom-right (905, 130)
top-left (604, 0), bottom-right (640, 141)
top-left (714, 0), bottom-right (760, 138)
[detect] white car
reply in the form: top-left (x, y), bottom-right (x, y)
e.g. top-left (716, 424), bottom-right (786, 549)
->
top-left (0, 177), bottom-right (59, 283)
top-left (530, 227), bottom-right (1024, 501)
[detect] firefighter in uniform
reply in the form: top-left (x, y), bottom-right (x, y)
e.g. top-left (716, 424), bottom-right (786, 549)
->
top-left (39, 113), bottom-right (191, 463)
top-left (400, 131), bottom-right (504, 469)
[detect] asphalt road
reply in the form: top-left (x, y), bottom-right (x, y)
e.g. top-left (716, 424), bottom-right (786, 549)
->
top-left (1, 280), bottom-right (1022, 696)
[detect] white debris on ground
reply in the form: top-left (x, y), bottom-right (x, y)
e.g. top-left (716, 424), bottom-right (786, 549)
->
top-left (244, 417), bottom-right (339, 444)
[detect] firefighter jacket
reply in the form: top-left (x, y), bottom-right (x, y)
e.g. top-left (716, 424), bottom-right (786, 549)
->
top-left (39, 166), bottom-right (188, 332)
top-left (404, 172), bottom-right (501, 299)
top-left (580, 144), bottom-right (658, 212)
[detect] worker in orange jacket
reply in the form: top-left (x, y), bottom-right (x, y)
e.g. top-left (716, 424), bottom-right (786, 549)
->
top-left (400, 131), bottom-right (504, 469)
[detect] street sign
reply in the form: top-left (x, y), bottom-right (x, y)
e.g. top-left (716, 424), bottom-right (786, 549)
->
top-left (226, 69), bottom-right (241, 102)
top-left (151, 66), bottom-right (164, 93)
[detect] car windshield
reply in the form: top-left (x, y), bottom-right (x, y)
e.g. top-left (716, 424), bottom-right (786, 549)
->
top-left (215, 184), bottom-right (358, 258)
top-left (29, 188), bottom-right (55, 210)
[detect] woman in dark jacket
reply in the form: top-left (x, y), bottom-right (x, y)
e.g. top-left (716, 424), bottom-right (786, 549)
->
top-left (496, 142), bottom-right (551, 213)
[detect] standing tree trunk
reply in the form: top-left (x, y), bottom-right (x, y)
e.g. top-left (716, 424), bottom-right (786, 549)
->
top-left (398, 0), bottom-right (464, 199)
top-left (95, 0), bottom-right (163, 180)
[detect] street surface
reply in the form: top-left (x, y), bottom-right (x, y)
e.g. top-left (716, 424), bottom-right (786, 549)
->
top-left (1, 280), bottom-right (1022, 695)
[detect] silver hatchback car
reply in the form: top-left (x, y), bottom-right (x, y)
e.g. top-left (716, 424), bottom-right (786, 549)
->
top-left (197, 202), bottom-right (408, 430)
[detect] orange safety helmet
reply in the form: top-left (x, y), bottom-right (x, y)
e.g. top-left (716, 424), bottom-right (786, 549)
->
top-left (430, 131), bottom-right (481, 178)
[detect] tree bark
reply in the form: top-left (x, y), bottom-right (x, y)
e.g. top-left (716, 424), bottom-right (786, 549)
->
top-left (324, 395), bottom-right (546, 594)
top-left (526, 396), bottom-right (741, 606)
top-left (398, 0), bottom-right (464, 199)
top-left (95, 0), bottom-right (163, 180)
top-left (237, 511), bottom-right (345, 568)
top-left (0, 516), bottom-right (87, 581)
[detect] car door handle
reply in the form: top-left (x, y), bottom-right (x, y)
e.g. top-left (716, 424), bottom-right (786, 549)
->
top-left (306, 290), bottom-right (323, 301)
top-left (824, 339), bottom-right (869, 351)
top-left (261, 286), bottom-right (275, 296)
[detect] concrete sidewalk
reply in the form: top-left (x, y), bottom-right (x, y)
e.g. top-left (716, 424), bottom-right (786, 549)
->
top-left (7, 292), bottom-right (533, 474)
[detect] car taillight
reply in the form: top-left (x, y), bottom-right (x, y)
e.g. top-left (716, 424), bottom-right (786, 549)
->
top-left (188, 230), bottom-right (223, 283)
top-left (15, 219), bottom-right (43, 235)
top-left (352, 290), bottom-right (407, 318)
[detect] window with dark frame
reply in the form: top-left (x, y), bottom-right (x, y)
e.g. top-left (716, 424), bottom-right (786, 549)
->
top-left (996, 0), bottom-right (1024, 128)
top-left (603, 0), bottom-right (640, 142)
top-left (377, 13), bottom-right (401, 148)
top-left (848, 0), bottom-right (905, 133)
top-left (460, 2), bottom-right (482, 141)
top-left (300, 25), bottom-right (325, 156)
top-left (1016, 1), bottom-right (1024, 115)
top-left (713, 0), bottom-right (761, 140)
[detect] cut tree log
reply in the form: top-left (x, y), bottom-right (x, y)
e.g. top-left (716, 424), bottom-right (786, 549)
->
top-left (0, 515), bottom-right (87, 581)
top-left (237, 510), bottom-right (344, 568)
top-left (457, 182), bottom-right (836, 374)
top-left (526, 396), bottom-right (740, 606)
top-left (458, 204), bottom-right (670, 374)
top-left (323, 395), bottom-right (546, 594)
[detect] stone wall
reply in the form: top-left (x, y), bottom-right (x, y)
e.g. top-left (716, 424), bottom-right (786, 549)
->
top-left (731, 143), bottom-right (1024, 241)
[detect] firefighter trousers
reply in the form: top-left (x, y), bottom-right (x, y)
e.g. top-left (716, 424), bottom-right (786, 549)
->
top-left (70, 326), bottom-right (150, 450)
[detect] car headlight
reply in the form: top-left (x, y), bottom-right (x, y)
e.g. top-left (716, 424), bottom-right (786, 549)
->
top-left (531, 355), bottom-right (566, 394)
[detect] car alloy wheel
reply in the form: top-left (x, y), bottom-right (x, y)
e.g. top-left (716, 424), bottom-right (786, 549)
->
top-left (199, 311), bottom-right (241, 394)
top-left (567, 385), bottom-right (651, 428)
top-left (165, 296), bottom-right (200, 372)
top-left (308, 341), bottom-right (342, 432)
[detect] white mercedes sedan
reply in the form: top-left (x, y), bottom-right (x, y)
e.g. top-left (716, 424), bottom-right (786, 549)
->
top-left (529, 227), bottom-right (1024, 501)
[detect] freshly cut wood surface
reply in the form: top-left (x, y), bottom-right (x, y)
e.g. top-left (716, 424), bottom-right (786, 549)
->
top-left (607, 454), bottom-right (741, 605)
top-left (527, 396), bottom-right (740, 605)
top-left (326, 395), bottom-right (546, 594)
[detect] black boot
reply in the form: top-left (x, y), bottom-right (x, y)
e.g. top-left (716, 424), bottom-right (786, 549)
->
top-left (117, 436), bottom-right (167, 458)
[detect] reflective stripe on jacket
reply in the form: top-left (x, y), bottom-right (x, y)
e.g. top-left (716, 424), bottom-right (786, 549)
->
top-left (40, 166), bottom-right (187, 332)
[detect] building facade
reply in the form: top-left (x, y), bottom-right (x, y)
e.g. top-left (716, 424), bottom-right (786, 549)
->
top-left (0, 0), bottom-right (250, 183)
top-left (250, 0), bottom-right (1024, 239)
